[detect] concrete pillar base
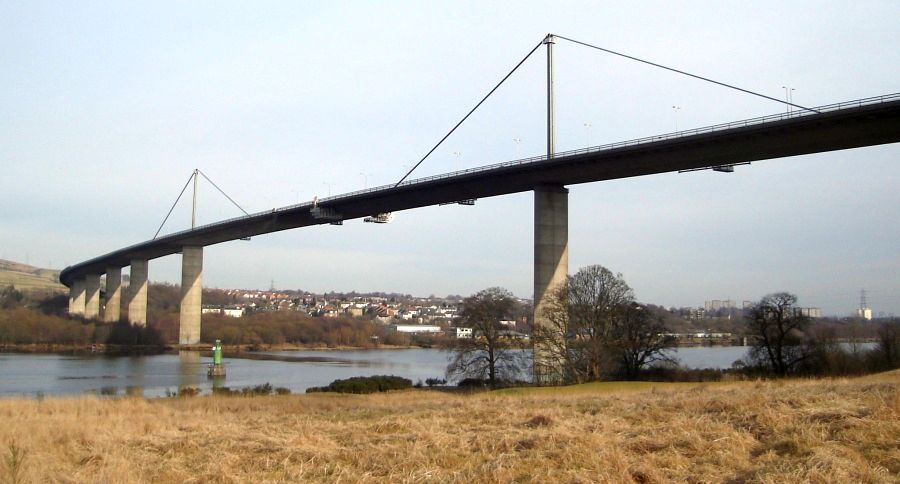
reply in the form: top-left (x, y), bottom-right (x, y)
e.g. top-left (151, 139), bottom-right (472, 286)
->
top-left (179, 246), bottom-right (203, 345)
top-left (533, 185), bottom-right (568, 384)
top-left (128, 260), bottom-right (148, 326)
top-left (84, 274), bottom-right (101, 320)
top-left (70, 279), bottom-right (86, 317)
top-left (104, 266), bottom-right (122, 323)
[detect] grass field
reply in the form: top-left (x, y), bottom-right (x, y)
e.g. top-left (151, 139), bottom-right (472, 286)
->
top-left (1, 372), bottom-right (898, 483)
top-left (0, 259), bottom-right (65, 292)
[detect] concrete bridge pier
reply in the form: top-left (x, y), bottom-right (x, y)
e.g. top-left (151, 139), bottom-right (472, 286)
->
top-left (84, 274), bottom-right (101, 320)
top-left (533, 184), bottom-right (568, 384)
top-left (104, 266), bottom-right (122, 322)
top-left (178, 246), bottom-right (202, 345)
top-left (128, 259), bottom-right (148, 326)
top-left (69, 279), bottom-right (86, 317)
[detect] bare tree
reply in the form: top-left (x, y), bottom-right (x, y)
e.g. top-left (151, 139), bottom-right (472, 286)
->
top-left (876, 319), bottom-right (900, 370)
top-left (566, 265), bottom-right (634, 380)
top-left (611, 303), bottom-right (674, 379)
top-left (745, 292), bottom-right (812, 376)
top-left (533, 265), bottom-right (673, 383)
top-left (533, 283), bottom-right (581, 383)
top-left (446, 287), bottom-right (525, 386)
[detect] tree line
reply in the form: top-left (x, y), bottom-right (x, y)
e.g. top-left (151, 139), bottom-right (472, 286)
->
top-left (741, 292), bottom-right (899, 376)
top-left (446, 266), bottom-right (674, 386)
top-left (446, 265), bottom-right (900, 387)
top-left (0, 284), bottom-right (417, 348)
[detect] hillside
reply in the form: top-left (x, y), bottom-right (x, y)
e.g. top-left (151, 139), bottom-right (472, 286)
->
top-left (0, 372), bottom-right (897, 482)
top-left (0, 259), bottom-right (65, 292)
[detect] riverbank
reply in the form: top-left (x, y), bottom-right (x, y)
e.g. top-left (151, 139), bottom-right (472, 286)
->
top-left (1, 371), bottom-right (897, 482)
top-left (0, 342), bottom-right (426, 355)
top-left (1, 339), bottom-right (763, 355)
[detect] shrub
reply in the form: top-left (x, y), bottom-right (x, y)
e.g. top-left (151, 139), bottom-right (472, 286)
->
top-left (457, 378), bottom-right (488, 388)
top-left (177, 386), bottom-right (200, 397)
top-left (306, 375), bottom-right (412, 394)
top-left (425, 378), bottom-right (447, 387)
top-left (212, 386), bottom-right (240, 396)
top-left (242, 383), bottom-right (274, 396)
top-left (212, 383), bottom-right (288, 397)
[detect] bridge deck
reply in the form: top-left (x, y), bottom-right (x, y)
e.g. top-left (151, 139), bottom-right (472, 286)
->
top-left (60, 94), bottom-right (900, 286)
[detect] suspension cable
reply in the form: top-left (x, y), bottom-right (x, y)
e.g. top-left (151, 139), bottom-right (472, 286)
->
top-left (153, 172), bottom-right (194, 239)
top-left (197, 169), bottom-right (250, 216)
top-left (394, 37), bottom-right (546, 187)
top-left (554, 34), bottom-right (821, 114)
top-left (153, 170), bottom-right (251, 239)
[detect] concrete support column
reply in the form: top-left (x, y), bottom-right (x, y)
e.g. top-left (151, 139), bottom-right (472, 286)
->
top-left (533, 185), bottom-right (568, 384)
top-left (179, 246), bottom-right (203, 345)
top-left (70, 279), bottom-right (86, 317)
top-left (104, 266), bottom-right (122, 323)
top-left (84, 274), bottom-right (101, 320)
top-left (128, 259), bottom-right (148, 326)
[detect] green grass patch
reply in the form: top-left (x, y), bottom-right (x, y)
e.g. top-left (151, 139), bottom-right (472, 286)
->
top-left (494, 380), bottom-right (715, 396)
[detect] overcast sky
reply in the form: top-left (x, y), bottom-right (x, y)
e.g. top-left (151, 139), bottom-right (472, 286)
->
top-left (1, 1), bottom-right (898, 316)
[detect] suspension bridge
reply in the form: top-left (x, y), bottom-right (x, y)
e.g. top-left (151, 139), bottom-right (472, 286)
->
top-left (58, 34), bottom-right (900, 380)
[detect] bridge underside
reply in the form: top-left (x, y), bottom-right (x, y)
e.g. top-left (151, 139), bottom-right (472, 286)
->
top-left (59, 97), bottom-right (900, 353)
top-left (60, 98), bottom-right (900, 284)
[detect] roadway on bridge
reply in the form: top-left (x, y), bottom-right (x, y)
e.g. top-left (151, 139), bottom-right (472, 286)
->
top-left (60, 94), bottom-right (900, 286)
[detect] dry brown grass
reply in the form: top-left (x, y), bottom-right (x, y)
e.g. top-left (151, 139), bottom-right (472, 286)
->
top-left (1, 372), bottom-right (898, 483)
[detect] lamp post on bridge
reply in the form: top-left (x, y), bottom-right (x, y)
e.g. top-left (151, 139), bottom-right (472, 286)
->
top-left (360, 172), bottom-right (373, 189)
top-left (512, 137), bottom-right (521, 158)
top-left (672, 106), bottom-right (681, 132)
top-left (782, 86), bottom-right (796, 115)
top-left (545, 33), bottom-right (554, 159)
top-left (191, 168), bottom-right (199, 229)
top-left (583, 123), bottom-right (592, 147)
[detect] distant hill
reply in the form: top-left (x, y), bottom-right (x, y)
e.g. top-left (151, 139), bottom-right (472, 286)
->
top-left (0, 259), bottom-right (66, 292)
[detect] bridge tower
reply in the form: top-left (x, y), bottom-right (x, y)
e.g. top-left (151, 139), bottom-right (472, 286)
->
top-left (178, 173), bottom-right (205, 345)
top-left (178, 246), bottom-right (203, 345)
top-left (533, 34), bottom-right (568, 384)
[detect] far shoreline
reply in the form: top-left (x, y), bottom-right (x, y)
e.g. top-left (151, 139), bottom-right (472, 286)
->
top-left (0, 342), bottom-right (435, 356)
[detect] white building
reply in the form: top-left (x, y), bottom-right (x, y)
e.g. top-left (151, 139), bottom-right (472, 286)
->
top-left (449, 327), bottom-right (473, 339)
top-left (223, 308), bottom-right (245, 318)
top-left (705, 300), bottom-right (736, 311)
top-left (201, 307), bottom-right (245, 318)
top-left (389, 324), bottom-right (442, 334)
top-left (793, 307), bottom-right (823, 319)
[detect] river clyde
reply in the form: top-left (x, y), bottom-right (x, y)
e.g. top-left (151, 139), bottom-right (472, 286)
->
top-left (0, 346), bottom-right (758, 398)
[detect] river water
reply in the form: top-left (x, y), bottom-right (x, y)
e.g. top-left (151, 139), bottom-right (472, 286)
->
top-left (0, 346), bottom-right (759, 398)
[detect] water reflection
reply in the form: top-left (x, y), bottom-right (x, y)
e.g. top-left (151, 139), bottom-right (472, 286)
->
top-left (5, 345), bottom-right (864, 398)
top-left (177, 350), bottom-right (203, 392)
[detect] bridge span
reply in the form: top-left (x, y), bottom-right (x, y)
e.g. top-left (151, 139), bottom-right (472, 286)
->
top-left (61, 94), bottom-right (900, 349)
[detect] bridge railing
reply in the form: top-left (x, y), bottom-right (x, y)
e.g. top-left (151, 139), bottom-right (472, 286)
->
top-left (160, 93), bottom-right (900, 241)
top-left (311, 93), bottom-right (900, 203)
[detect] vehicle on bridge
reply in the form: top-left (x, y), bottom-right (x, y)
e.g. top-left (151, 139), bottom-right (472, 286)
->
top-left (364, 213), bottom-right (394, 224)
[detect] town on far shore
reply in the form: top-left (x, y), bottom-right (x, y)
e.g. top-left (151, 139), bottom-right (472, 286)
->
top-left (196, 286), bottom-right (872, 347)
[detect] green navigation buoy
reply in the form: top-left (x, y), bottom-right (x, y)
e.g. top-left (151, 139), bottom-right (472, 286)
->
top-left (207, 339), bottom-right (226, 378)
